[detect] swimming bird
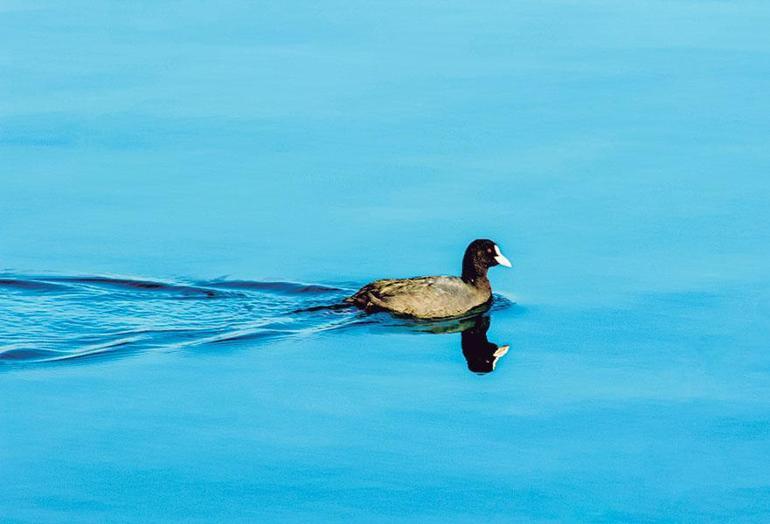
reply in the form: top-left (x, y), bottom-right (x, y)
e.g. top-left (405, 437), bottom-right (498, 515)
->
top-left (345, 239), bottom-right (511, 319)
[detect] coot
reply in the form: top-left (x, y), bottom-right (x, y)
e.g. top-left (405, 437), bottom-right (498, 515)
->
top-left (346, 239), bottom-right (511, 319)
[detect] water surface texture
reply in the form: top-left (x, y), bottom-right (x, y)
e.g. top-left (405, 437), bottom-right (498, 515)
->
top-left (0, 273), bottom-right (514, 365)
top-left (2, 1), bottom-right (770, 522)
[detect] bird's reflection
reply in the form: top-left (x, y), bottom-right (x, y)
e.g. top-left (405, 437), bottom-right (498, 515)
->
top-left (461, 315), bottom-right (509, 374)
top-left (389, 312), bottom-right (510, 374)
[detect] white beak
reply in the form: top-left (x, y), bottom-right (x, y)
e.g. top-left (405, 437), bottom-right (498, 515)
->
top-left (492, 345), bottom-right (510, 370)
top-left (494, 245), bottom-right (512, 267)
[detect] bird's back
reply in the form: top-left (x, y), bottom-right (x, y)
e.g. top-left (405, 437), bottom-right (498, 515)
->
top-left (347, 276), bottom-right (491, 319)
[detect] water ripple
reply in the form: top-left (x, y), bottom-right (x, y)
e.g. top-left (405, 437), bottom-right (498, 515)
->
top-left (0, 273), bottom-right (514, 366)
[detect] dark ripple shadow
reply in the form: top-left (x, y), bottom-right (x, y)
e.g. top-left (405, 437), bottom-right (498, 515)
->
top-left (42, 275), bottom-right (231, 299)
top-left (202, 280), bottom-right (343, 294)
top-left (0, 346), bottom-right (68, 361)
top-left (0, 278), bottom-right (71, 293)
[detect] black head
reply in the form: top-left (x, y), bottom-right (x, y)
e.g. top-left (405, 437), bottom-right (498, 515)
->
top-left (461, 239), bottom-right (511, 283)
top-left (461, 315), bottom-right (510, 374)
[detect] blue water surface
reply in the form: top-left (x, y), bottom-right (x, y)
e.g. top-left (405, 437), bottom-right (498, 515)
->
top-left (2, 1), bottom-right (770, 522)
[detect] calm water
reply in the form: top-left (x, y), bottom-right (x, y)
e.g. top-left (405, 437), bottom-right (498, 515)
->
top-left (2, 1), bottom-right (770, 522)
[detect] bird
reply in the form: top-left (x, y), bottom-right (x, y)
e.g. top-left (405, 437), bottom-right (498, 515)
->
top-left (345, 239), bottom-right (511, 319)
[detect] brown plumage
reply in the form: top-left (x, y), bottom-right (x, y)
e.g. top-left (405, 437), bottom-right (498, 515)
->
top-left (346, 239), bottom-right (511, 319)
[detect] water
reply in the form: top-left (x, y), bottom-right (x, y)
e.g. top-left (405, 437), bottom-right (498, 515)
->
top-left (2, 1), bottom-right (770, 521)
top-left (0, 273), bottom-right (514, 365)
